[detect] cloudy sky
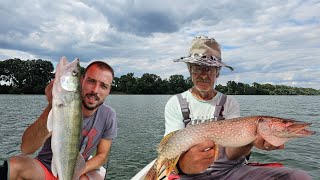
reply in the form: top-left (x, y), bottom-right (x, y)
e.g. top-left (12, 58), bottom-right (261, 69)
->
top-left (1, 0), bottom-right (319, 89)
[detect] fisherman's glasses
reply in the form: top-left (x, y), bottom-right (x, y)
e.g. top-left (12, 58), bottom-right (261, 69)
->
top-left (190, 65), bottom-right (217, 75)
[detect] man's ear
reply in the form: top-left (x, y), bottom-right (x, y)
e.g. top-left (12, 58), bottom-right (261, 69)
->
top-left (216, 72), bottom-right (220, 78)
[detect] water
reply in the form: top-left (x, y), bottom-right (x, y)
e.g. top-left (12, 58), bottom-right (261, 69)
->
top-left (0, 94), bottom-right (319, 179)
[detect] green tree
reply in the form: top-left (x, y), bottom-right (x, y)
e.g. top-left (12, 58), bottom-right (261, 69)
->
top-left (158, 79), bottom-right (170, 94)
top-left (2, 58), bottom-right (320, 95)
top-left (112, 77), bottom-right (120, 92)
top-left (168, 75), bottom-right (187, 94)
top-left (186, 77), bottom-right (193, 89)
top-left (116, 73), bottom-right (137, 94)
top-left (136, 73), bottom-right (162, 94)
top-left (0, 58), bottom-right (54, 94)
top-left (215, 84), bottom-right (226, 93)
top-left (252, 82), bottom-right (270, 95)
top-left (226, 81), bottom-right (237, 94)
top-left (24, 59), bottom-right (54, 94)
top-left (0, 58), bottom-right (24, 87)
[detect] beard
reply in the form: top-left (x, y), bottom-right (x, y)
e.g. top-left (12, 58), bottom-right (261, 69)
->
top-left (82, 92), bottom-right (104, 110)
top-left (192, 76), bottom-right (214, 92)
top-left (82, 100), bottom-right (103, 110)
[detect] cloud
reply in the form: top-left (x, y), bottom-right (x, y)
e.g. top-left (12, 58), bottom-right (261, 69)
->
top-left (0, 0), bottom-right (319, 89)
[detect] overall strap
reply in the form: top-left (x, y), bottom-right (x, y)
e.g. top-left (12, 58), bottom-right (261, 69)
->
top-left (213, 94), bottom-right (227, 120)
top-left (177, 93), bottom-right (191, 127)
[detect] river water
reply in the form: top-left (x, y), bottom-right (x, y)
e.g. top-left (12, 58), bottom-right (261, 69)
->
top-left (0, 94), bottom-right (319, 179)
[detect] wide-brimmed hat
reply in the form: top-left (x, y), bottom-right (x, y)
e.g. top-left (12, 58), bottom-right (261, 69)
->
top-left (173, 36), bottom-right (233, 71)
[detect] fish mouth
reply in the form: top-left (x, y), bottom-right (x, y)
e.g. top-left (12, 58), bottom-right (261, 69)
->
top-left (285, 121), bottom-right (315, 137)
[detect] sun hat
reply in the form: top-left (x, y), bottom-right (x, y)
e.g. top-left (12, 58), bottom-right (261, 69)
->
top-left (173, 36), bottom-right (233, 71)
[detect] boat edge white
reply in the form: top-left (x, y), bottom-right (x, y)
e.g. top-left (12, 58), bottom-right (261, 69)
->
top-left (131, 159), bottom-right (156, 180)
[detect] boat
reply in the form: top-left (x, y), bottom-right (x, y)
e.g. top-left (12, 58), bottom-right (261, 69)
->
top-left (131, 159), bottom-right (156, 180)
top-left (131, 159), bottom-right (284, 180)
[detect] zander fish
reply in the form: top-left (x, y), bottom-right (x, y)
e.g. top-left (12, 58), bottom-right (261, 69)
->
top-left (145, 116), bottom-right (315, 180)
top-left (47, 57), bottom-right (85, 180)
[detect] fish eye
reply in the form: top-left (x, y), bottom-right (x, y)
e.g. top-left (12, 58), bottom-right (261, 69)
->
top-left (72, 70), bottom-right (78, 76)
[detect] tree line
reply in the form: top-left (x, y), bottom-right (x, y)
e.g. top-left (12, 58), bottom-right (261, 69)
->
top-left (1, 58), bottom-right (319, 95)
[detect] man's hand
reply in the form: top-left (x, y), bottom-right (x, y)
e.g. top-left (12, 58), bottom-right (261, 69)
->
top-left (178, 140), bottom-right (215, 174)
top-left (253, 134), bottom-right (284, 151)
top-left (79, 175), bottom-right (89, 180)
top-left (45, 80), bottom-right (54, 105)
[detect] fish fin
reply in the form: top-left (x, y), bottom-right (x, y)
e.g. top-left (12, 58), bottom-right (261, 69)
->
top-left (46, 109), bottom-right (53, 132)
top-left (214, 144), bottom-right (219, 161)
top-left (165, 156), bottom-right (180, 177)
top-left (72, 153), bottom-right (86, 180)
top-left (51, 154), bottom-right (58, 178)
top-left (55, 95), bottom-right (66, 107)
top-left (158, 131), bottom-right (178, 152)
top-left (144, 160), bottom-right (158, 180)
top-left (258, 128), bottom-right (291, 146)
top-left (265, 138), bottom-right (290, 147)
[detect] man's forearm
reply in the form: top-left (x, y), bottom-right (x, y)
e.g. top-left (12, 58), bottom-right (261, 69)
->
top-left (83, 153), bottom-right (108, 174)
top-left (225, 143), bottom-right (253, 160)
top-left (20, 104), bottom-right (51, 154)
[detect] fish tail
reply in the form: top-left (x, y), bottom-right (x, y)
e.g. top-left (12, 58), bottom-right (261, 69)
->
top-left (165, 156), bottom-right (180, 176)
top-left (144, 163), bottom-right (157, 180)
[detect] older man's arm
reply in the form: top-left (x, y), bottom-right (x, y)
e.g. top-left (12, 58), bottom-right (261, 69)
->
top-left (226, 133), bottom-right (285, 160)
top-left (225, 144), bottom-right (253, 160)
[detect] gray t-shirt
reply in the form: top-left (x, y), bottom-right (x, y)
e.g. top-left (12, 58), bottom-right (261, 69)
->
top-left (36, 104), bottom-right (117, 171)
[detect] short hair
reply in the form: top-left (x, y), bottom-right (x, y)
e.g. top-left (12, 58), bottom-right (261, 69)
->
top-left (84, 61), bottom-right (114, 78)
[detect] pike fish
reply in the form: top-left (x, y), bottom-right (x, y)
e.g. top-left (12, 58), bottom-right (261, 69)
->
top-left (47, 57), bottom-right (85, 180)
top-left (145, 116), bottom-right (315, 180)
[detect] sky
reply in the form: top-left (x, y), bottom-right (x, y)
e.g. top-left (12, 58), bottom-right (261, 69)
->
top-left (0, 0), bottom-right (319, 89)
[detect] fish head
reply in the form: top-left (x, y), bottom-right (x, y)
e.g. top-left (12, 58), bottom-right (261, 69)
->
top-left (56, 56), bottom-right (81, 93)
top-left (257, 116), bottom-right (315, 146)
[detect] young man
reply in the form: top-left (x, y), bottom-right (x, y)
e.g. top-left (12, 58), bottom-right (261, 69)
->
top-left (164, 36), bottom-right (312, 179)
top-left (0, 60), bottom-right (117, 180)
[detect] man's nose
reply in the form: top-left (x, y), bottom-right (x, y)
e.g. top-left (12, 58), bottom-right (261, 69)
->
top-left (91, 83), bottom-right (100, 92)
top-left (200, 71), bottom-right (208, 79)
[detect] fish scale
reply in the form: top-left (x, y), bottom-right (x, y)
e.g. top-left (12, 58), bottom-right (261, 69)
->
top-left (145, 116), bottom-right (315, 180)
top-left (47, 57), bottom-right (85, 180)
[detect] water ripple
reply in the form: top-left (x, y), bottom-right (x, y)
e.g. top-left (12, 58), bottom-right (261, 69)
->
top-left (1, 95), bottom-right (319, 179)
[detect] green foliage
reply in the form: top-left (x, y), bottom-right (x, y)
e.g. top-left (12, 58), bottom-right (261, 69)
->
top-left (168, 75), bottom-right (191, 94)
top-left (112, 73), bottom-right (138, 94)
top-left (220, 81), bottom-right (320, 95)
top-left (112, 74), bottom-right (319, 95)
top-left (0, 58), bottom-right (54, 94)
top-left (111, 73), bottom-right (193, 94)
top-left (1, 58), bottom-right (320, 95)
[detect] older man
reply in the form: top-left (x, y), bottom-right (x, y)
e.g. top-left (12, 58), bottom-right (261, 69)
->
top-left (164, 36), bottom-right (312, 179)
